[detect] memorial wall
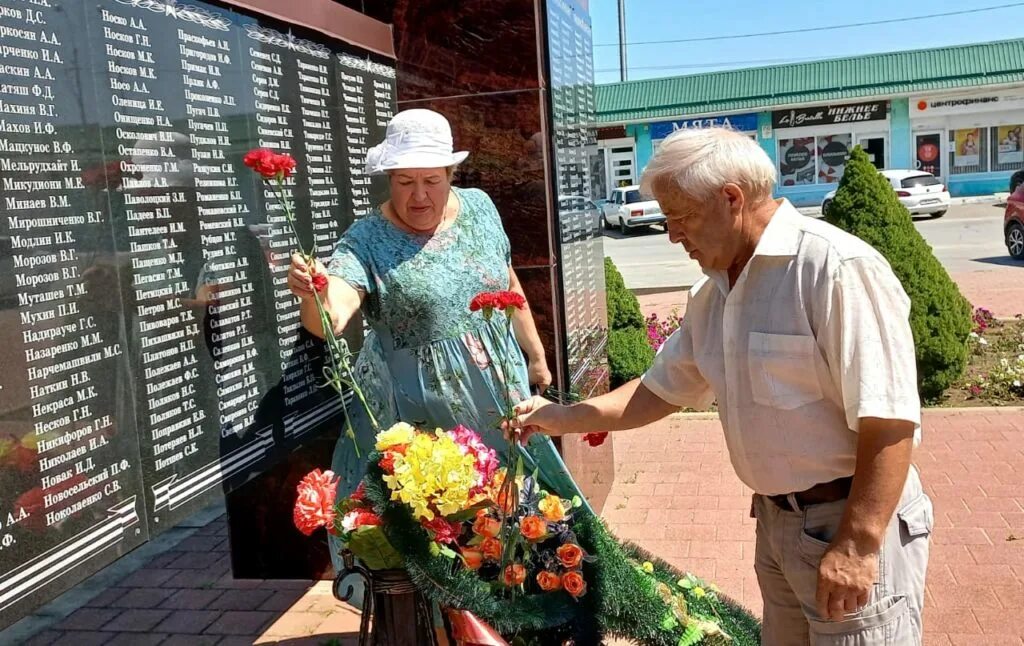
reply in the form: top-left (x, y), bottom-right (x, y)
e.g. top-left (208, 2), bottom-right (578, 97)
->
top-left (0, 0), bottom-right (394, 627)
top-left (548, 0), bottom-right (606, 400)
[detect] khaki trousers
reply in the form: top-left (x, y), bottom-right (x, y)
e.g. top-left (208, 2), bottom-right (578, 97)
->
top-left (752, 467), bottom-right (932, 646)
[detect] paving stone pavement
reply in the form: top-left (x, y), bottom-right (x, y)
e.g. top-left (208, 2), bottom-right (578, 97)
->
top-left (11, 407), bottom-right (1024, 645)
top-left (604, 407), bottom-right (1024, 646)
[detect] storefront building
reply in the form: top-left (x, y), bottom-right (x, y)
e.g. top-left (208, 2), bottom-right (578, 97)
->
top-left (596, 38), bottom-right (1024, 206)
top-left (910, 89), bottom-right (1024, 196)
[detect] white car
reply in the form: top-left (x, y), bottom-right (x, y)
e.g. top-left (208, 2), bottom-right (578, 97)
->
top-left (602, 185), bottom-right (666, 234)
top-left (822, 170), bottom-right (951, 218)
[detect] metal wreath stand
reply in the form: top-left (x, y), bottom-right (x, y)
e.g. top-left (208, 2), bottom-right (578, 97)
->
top-left (333, 548), bottom-right (446, 645)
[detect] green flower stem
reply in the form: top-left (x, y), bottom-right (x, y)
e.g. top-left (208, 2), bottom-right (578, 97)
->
top-left (483, 308), bottom-right (526, 589)
top-left (265, 175), bottom-right (380, 458)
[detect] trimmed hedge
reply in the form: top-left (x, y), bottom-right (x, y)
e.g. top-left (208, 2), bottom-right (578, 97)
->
top-left (608, 327), bottom-right (655, 388)
top-left (825, 147), bottom-right (972, 400)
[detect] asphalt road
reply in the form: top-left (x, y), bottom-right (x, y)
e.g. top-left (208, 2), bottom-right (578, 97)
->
top-left (603, 201), bottom-right (1014, 291)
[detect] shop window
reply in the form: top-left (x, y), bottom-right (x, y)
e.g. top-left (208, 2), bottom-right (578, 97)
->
top-left (779, 137), bottom-right (816, 186)
top-left (779, 134), bottom-right (852, 186)
top-left (949, 128), bottom-right (988, 174)
top-left (817, 134), bottom-right (852, 184)
top-left (991, 125), bottom-right (1024, 172)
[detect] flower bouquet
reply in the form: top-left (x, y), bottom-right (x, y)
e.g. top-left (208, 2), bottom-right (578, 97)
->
top-left (246, 149), bottom-right (760, 644)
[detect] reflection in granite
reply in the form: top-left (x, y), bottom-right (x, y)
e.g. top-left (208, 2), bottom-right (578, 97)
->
top-left (510, 266), bottom-right (560, 384)
top-left (226, 433), bottom-right (338, 579)
top-left (559, 429), bottom-right (613, 514)
top-left (400, 91), bottom-right (553, 268)
top-left (387, 0), bottom-right (542, 101)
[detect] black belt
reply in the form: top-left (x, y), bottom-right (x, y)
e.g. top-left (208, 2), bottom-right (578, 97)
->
top-left (767, 476), bottom-right (853, 512)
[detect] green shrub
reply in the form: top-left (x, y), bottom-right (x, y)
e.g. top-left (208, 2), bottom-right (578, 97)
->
top-left (825, 147), bottom-right (972, 400)
top-left (604, 257), bottom-right (644, 330)
top-left (608, 327), bottom-right (655, 388)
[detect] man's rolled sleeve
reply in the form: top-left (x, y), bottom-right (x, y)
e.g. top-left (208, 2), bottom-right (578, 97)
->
top-left (821, 256), bottom-right (921, 434)
top-left (641, 317), bottom-right (714, 410)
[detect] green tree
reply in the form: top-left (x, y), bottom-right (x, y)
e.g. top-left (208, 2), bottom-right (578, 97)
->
top-left (825, 147), bottom-right (972, 400)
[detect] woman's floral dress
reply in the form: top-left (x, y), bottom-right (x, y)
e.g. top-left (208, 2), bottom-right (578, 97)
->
top-left (325, 187), bottom-right (588, 571)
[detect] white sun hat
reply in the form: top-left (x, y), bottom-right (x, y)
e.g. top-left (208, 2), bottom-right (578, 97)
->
top-left (365, 109), bottom-right (469, 175)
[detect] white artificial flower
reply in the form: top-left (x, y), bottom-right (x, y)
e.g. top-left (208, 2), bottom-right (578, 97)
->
top-left (341, 510), bottom-right (360, 533)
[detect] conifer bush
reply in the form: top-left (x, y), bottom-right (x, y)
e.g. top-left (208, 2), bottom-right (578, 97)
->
top-left (605, 257), bottom-right (644, 330)
top-left (604, 258), bottom-right (652, 386)
top-left (825, 147), bottom-right (972, 400)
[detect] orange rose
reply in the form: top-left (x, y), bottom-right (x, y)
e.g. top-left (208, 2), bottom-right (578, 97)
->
top-left (562, 570), bottom-right (587, 597)
top-left (536, 570), bottom-right (562, 592)
top-left (461, 548), bottom-right (484, 571)
top-left (473, 515), bottom-right (501, 539)
top-left (502, 564), bottom-right (526, 587)
top-left (495, 488), bottom-right (518, 514)
top-left (557, 543), bottom-right (584, 569)
top-left (520, 515), bottom-right (547, 542)
top-left (481, 537), bottom-right (503, 561)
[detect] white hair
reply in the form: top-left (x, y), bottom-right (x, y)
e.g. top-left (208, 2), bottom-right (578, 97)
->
top-left (640, 126), bottom-right (776, 204)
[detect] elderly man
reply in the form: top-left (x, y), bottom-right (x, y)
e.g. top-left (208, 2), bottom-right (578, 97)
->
top-left (513, 127), bottom-right (932, 644)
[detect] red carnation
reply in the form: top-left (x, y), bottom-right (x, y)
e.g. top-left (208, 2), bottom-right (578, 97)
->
top-left (351, 481), bottom-right (366, 502)
top-left (582, 432), bottom-right (608, 447)
top-left (422, 516), bottom-right (460, 544)
top-left (244, 148), bottom-right (297, 179)
top-left (355, 510), bottom-right (381, 527)
top-left (275, 153), bottom-right (296, 178)
top-left (310, 272), bottom-right (328, 294)
top-left (293, 469), bottom-right (338, 536)
top-left (469, 292), bottom-right (499, 312)
top-left (380, 452), bottom-right (398, 474)
top-left (470, 290), bottom-right (525, 317)
top-left (493, 290), bottom-right (525, 310)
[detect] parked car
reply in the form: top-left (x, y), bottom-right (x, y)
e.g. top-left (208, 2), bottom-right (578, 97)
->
top-left (1005, 185), bottom-right (1024, 260)
top-left (821, 170), bottom-right (951, 218)
top-left (1010, 170), bottom-right (1024, 195)
top-left (602, 185), bottom-right (666, 234)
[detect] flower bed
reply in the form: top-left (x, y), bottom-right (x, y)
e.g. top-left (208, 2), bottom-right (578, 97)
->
top-left (947, 310), bottom-right (1024, 406)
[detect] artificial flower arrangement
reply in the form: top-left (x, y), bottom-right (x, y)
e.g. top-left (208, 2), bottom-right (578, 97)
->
top-left (246, 149), bottom-right (760, 645)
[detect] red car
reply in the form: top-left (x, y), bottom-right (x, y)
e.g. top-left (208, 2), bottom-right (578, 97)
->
top-left (1007, 186), bottom-right (1024, 260)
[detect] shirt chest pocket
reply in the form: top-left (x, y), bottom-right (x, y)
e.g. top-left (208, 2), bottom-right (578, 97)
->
top-left (748, 332), bottom-right (824, 410)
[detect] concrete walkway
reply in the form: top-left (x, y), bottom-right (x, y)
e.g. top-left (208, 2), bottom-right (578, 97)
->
top-left (9, 407), bottom-right (1023, 645)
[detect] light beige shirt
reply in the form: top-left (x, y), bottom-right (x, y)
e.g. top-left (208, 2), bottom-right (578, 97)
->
top-left (642, 199), bottom-right (921, 495)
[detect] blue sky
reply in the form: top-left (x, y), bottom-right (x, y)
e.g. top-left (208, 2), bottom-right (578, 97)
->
top-left (589, 0), bottom-right (1024, 84)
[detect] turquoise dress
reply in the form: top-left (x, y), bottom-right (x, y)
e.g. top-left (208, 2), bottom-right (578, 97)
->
top-left (325, 187), bottom-right (588, 573)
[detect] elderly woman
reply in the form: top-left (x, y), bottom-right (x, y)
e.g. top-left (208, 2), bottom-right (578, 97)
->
top-left (288, 109), bottom-right (586, 536)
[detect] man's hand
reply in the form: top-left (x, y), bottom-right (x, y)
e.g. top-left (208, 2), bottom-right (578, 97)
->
top-left (527, 361), bottom-right (552, 394)
top-left (506, 396), bottom-right (568, 444)
top-left (816, 537), bottom-right (878, 622)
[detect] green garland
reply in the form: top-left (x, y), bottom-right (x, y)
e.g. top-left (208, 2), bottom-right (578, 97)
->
top-left (362, 453), bottom-right (761, 645)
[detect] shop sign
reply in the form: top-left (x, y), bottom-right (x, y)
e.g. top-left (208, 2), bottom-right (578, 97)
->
top-left (771, 101), bottom-right (888, 128)
top-left (912, 91), bottom-right (1024, 116)
top-left (650, 113), bottom-right (758, 139)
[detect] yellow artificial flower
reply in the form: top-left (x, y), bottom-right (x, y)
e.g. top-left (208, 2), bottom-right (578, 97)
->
top-left (375, 422), bottom-right (416, 451)
top-left (382, 430), bottom-right (477, 521)
top-left (642, 561), bottom-right (655, 574)
top-left (538, 494), bottom-right (567, 522)
top-left (693, 586), bottom-right (706, 599)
